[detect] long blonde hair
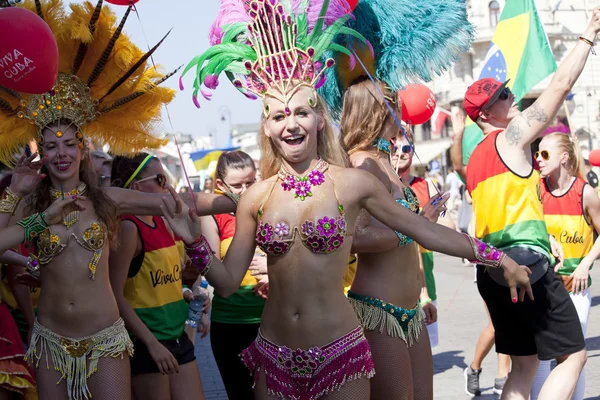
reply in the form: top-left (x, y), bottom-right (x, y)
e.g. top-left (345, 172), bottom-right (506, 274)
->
top-left (258, 93), bottom-right (346, 179)
top-left (547, 133), bottom-right (586, 180)
top-left (340, 79), bottom-right (400, 155)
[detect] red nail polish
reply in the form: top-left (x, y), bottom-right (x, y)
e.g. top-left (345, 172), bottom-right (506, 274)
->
top-left (512, 297), bottom-right (517, 303)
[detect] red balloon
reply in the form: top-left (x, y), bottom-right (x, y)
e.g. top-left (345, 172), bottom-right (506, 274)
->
top-left (0, 8), bottom-right (58, 94)
top-left (589, 149), bottom-right (600, 167)
top-left (345, 0), bottom-right (359, 11)
top-left (105, 0), bottom-right (139, 5)
top-left (398, 84), bottom-right (436, 125)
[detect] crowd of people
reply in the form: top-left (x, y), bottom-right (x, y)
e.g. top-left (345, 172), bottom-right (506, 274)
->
top-left (0, 0), bottom-right (599, 399)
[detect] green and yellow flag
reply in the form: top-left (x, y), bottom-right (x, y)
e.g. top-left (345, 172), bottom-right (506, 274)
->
top-left (462, 0), bottom-right (557, 164)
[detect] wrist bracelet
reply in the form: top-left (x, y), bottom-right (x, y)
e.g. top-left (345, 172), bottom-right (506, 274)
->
top-left (420, 297), bottom-right (432, 306)
top-left (579, 36), bottom-right (596, 55)
top-left (464, 234), bottom-right (505, 268)
top-left (17, 213), bottom-right (49, 243)
top-left (0, 188), bottom-right (23, 215)
top-left (215, 189), bottom-right (240, 207)
top-left (185, 235), bottom-right (214, 275)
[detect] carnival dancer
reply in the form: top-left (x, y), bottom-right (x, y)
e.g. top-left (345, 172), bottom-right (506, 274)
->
top-left (0, 2), bottom-right (236, 399)
top-left (338, 79), bottom-right (448, 400)
top-left (393, 124), bottom-right (456, 350)
top-left (463, 9), bottom-right (600, 398)
top-left (109, 154), bottom-right (206, 400)
top-left (0, 190), bottom-right (89, 400)
top-left (176, 1), bottom-right (533, 398)
top-left (529, 133), bottom-right (599, 400)
top-left (199, 150), bottom-right (266, 399)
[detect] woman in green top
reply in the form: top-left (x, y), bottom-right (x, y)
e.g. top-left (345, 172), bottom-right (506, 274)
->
top-left (201, 151), bottom-right (267, 399)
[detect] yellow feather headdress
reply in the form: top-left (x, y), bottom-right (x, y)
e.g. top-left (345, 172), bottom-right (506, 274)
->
top-left (0, 0), bottom-right (176, 165)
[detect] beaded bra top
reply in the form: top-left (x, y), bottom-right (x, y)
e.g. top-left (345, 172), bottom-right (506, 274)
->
top-left (255, 162), bottom-right (350, 256)
top-left (394, 186), bottom-right (420, 247)
top-left (30, 183), bottom-right (108, 280)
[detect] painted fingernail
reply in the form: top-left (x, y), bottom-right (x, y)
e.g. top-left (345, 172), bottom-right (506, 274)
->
top-left (512, 297), bottom-right (517, 303)
top-left (72, 195), bottom-right (77, 199)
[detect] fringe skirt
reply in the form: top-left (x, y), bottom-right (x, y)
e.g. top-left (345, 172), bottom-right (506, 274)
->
top-left (348, 292), bottom-right (423, 347)
top-left (0, 302), bottom-right (36, 399)
top-left (239, 326), bottom-right (375, 400)
top-left (25, 318), bottom-right (133, 400)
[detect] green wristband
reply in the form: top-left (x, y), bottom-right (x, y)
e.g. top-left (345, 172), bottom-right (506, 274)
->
top-left (17, 213), bottom-right (49, 243)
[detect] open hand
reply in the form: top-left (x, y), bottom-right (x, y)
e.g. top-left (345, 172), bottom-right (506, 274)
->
top-left (44, 195), bottom-right (87, 226)
top-left (451, 110), bottom-right (466, 139)
top-left (571, 263), bottom-right (590, 294)
top-left (161, 186), bottom-right (202, 245)
top-left (15, 272), bottom-right (41, 288)
top-left (147, 341), bottom-right (179, 375)
top-left (10, 153), bottom-right (47, 197)
top-left (253, 275), bottom-right (269, 299)
top-left (501, 257), bottom-right (534, 303)
top-left (198, 314), bottom-right (210, 338)
top-left (589, 7), bottom-right (600, 33)
top-left (421, 192), bottom-right (450, 223)
top-left (249, 254), bottom-right (268, 276)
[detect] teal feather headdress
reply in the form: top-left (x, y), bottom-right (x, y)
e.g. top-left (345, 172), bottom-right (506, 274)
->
top-left (319, 0), bottom-right (475, 119)
top-left (180, 0), bottom-right (370, 116)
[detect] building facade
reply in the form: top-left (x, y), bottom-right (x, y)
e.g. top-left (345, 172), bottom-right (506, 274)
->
top-left (426, 0), bottom-right (599, 159)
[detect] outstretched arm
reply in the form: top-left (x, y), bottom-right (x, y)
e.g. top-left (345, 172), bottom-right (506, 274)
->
top-left (161, 186), bottom-right (259, 298)
top-left (354, 169), bottom-right (533, 301)
top-left (106, 186), bottom-right (236, 217)
top-left (505, 9), bottom-right (600, 148)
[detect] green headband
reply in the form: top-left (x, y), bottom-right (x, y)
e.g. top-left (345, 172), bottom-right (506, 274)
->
top-left (123, 154), bottom-right (154, 188)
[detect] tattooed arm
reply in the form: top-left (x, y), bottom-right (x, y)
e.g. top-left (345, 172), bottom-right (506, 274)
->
top-left (505, 9), bottom-right (600, 148)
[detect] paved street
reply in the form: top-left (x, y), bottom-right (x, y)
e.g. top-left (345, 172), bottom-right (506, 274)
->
top-left (195, 253), bottom-right (600, 399)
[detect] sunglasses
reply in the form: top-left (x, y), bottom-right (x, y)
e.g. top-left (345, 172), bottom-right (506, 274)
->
top-left (136, 173), bottom-right (167, 188)
top-left (534, 150), bottom-right (551, 161)
top-left (498, 87), bottom-right (512, 101)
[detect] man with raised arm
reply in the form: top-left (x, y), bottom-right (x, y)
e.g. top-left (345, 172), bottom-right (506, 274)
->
top-left (461, 9), bottom-right (600, 400)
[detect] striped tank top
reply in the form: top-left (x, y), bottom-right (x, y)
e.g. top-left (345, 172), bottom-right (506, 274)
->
top-left (211, 213), bottom-right (265, 324)
top-left (466, 130), bottom-right (551, 259)
top-left (122, 216), bottom-right (188, 341)
top-left (410, 177), bottom-right (437, 301)
top-left (541, 177), bottom-right (593, 286)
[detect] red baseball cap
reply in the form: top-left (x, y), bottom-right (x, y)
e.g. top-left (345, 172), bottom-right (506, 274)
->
top-left (463, 78), bottom-right (510, 122)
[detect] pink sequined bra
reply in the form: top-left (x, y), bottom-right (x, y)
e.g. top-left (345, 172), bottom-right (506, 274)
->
top-left (255, 172), bottom-right (350, 256)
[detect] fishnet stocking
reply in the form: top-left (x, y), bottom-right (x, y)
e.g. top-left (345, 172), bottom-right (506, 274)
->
top-left (407, 322), bottom-right (433, 400)
top-left (86, 354), bottom-right (131, 400)
top-left (36, 351), bottom-right (131, 400)
top-left (36, 361), bottom-right (69, 400)
top-left (254, 366), bottom-right (371, 400)
top-left (365, 330), bottom-right (413, 400)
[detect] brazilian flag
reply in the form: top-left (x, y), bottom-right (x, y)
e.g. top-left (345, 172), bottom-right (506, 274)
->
top-left (462, 0), bottom-right (557, 164)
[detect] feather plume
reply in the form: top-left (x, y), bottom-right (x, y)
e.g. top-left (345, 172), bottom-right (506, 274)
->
top-left (319, 0), bottom-right (475, 119)
top-left (34, 0), bottom-right (43, 19)
top-left (100, 29), bottom-right (172, 102)
top-left (73, 0), bottom-right (104, 74)
top-left (0, 0), bottom-right (176, 167)
top-left (0, 86), bottom-right (21, 101)
top-left (0, 99), bottom-right (14, 115)
top-left (209, 0), bottom-right (251, 45)
top-left (153, 65), bottom-right (182, 86)
top-left (88, 5), bottom-right (131, 86)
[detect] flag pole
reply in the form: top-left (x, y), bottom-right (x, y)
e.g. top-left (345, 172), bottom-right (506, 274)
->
top-left (563, 100), bottom-right (575, 138)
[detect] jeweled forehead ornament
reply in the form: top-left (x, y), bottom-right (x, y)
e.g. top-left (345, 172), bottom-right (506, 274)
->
top-left (181, 0), bottom-right (371, 117)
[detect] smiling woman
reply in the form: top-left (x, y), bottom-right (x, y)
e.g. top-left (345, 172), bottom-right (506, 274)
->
top-left (0, 1), bottom-right (236, 399)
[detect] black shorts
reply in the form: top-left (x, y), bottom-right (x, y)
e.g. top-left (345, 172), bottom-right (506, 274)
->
top-left (130, 332), bottom-right (196, 375)
top-left (477, 266), bottom-right (585, 360)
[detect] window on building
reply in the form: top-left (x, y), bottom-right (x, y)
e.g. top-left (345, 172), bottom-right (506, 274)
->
top-left (489, 1), bottom-right (500, 27)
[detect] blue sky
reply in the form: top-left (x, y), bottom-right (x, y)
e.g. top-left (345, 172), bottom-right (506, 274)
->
top-left (95, 0), bottom-right (262, 148)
